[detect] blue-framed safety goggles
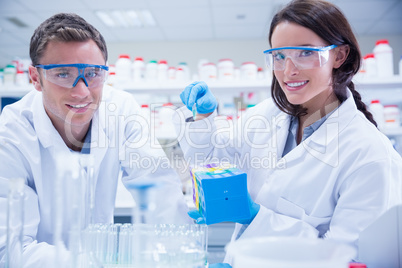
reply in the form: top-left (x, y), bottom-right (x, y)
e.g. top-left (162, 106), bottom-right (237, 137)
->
top-left (263, 45), bottom-right (337, 71)
top-left (35, 63), bottom-right (109, 88)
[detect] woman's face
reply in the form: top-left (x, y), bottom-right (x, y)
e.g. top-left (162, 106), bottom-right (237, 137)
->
top-left (271, 21), bottom-right (339, 112)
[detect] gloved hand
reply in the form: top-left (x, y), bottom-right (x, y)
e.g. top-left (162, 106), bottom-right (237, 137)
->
top-left (209, 263), bottom-right (232, 268)
top-left (238, 192), bottom-right (260, 225)
top-left (187, 209), bottom-right (205, 224)
top-left (187, 193), bottom-right (260, 225)
top-left (180, 81), bottom-right (217, 114)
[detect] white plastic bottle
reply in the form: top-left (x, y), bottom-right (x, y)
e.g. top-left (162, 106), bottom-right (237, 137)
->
top-left (200, 63), bottom-right (217, 81)
top-left (363, 53), bottom-right (377, 78)
top-left (175, 67), bottom-right (185, 81)
top-left (145, 60), bottom-right (158, 82)
top-left (132, 57), bottom-right (145, 82)
top-left (257, 67), bottom-right (265, 80)
top-left (369, 99), bottom-right (385, 130)
top-left (240, 62), bottom-right (258, 80)
top-left (115, 54), bottom-right (132, 84)
top-left (167, 67), bottom-right (176, 80)
top-left (157, 60), bottom-right (168, 81)
top-left (373, 39), bottom-right (394, 77)
top-left (4, 64), bottom-right (16, 86)
top-left (178, 62), bottom-right (190, 81)
top-left (0, 68), bottom-right (4, 86)
top-left (384, 105), bottom-right (400, 128)
top-left (15, 69), bottom-right (29, 86)
top-left (218, 59), bottom-right (235, 81)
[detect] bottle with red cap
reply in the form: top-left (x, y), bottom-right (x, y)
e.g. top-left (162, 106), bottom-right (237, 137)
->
top-left (157, 60), bottom-right (168, 81)
top-left (373, 39), bottom-right (394, 77)
top-left (363, 53), bottom-right (377, 78)
top-left (369, 99), bottom-right (385, 130)
top-left (132, 57), bottom-right (145, 82)
top-left (115, 54), bottom-right (132, 85)
top-left (349, 262), bottom-right (367, 268)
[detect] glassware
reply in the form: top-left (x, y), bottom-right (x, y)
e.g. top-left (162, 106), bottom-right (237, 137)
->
top-left (82, 223), bottom-right (208, 267)
top-left (6, 178), bottom-right (25, 268)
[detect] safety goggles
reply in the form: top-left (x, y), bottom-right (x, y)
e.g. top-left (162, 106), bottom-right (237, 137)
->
top-left (35, 63), bottom-right (109, 88)
top-left (263, 45), bottom-right (337, 71)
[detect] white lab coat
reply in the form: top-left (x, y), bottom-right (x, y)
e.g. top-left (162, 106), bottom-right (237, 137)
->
top-left (173, 88), bottom-right (402, 264)
top-left (0, 85), bottom-right (190, 267)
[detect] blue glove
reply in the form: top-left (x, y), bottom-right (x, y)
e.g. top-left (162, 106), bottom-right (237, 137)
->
top-left (238, 192), bottom-right (260, 225)
top-left (187, 193), bottom-right (260, 225)
top-left (187, 209), bottom-right (205, 224)
top-left (209, 263), bottom-right (232, 268)
top-left (180, 81), bottom-right (217, 114)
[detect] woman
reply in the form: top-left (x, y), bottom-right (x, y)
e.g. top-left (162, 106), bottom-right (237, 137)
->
top-left (174, 0), bottom-right (402, 266)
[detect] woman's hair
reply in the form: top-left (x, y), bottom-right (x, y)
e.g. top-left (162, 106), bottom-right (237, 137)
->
top-left (268, 0), bottom-right (377, 126)
top-left (30, 13), bottom-right (108, 66)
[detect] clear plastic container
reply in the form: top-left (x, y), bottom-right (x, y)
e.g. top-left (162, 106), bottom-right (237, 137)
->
top-left (373, 39), bottom-right (394, 77)
top-left (369, 99), bottom-right (384, 129)
top-left (115, 54), bottom-right (132, 84)
top-left (384, 104), bottom-right (400, 128)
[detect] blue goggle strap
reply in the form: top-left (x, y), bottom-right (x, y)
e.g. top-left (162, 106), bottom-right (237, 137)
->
top-left (263, 44), bottom-right (337, 55)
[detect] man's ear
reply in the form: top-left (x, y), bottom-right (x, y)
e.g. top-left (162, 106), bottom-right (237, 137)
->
top-left (29, 65), bottom-right (43, 92)
top-left (334, 45), bottom-right (350, 69)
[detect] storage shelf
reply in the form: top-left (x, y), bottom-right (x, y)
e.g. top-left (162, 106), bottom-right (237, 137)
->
top-left (1, 76), bottom-right (402, 97)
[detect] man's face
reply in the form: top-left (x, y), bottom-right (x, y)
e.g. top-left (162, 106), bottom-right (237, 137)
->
top-left (29, 40), bottom-right (105, 133)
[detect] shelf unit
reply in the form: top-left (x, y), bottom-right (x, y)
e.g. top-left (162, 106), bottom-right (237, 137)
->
top-left (1, 76), bottom-right (402, 139)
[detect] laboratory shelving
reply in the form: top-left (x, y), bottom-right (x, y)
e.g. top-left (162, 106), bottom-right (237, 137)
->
top-left (1, 76), bottom-right (402, 139)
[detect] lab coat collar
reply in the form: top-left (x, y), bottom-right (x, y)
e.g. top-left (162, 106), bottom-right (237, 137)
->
top-left (33, 92), bottom-right (67, 150)
top-left (277, 88), bottom-right (357, 167)
top-left (33, 90), bottom-right (109, 165)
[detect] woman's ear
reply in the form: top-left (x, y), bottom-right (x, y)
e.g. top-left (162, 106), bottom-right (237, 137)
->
top-left (333, 45), bottom-right (350, 69)
top-left (29, 65), bottom-right (43, 92)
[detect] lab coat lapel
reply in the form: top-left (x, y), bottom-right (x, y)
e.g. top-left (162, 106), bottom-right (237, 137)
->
top-left (89, 103), bottom-right (108, 187)
top-left (280, 88), bottom-right (357, 167)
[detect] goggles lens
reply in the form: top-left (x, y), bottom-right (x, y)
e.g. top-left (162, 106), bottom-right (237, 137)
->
top-left (263, 45), bottom-right (337, 71)
top-left (35, 63), bottom-right (109, 88)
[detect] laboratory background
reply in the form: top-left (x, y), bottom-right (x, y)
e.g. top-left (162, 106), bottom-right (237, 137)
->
top-left (0, 0), bottom-right (402, 266)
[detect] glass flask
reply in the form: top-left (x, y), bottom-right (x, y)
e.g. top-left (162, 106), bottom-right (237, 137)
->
top-left (5, 178), bottom-right (25, 268)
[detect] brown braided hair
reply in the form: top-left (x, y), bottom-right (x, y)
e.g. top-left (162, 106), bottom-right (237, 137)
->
top-left (268, 0), bottom-right (377, 127)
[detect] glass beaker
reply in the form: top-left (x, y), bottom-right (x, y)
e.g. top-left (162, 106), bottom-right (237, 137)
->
top-left (5, 178), bottom-right (25, 268)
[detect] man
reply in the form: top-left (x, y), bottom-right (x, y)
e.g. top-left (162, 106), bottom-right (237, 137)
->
top-left (0, 13), bottom-right (190, 266)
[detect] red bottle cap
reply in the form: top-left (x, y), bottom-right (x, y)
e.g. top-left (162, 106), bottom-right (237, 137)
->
top-left (119, 54), bottom-right (130, 59)
top-left (376, 39), bottom-right (389, 45)
top-left (349, 262), bottom-right (367, 268)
